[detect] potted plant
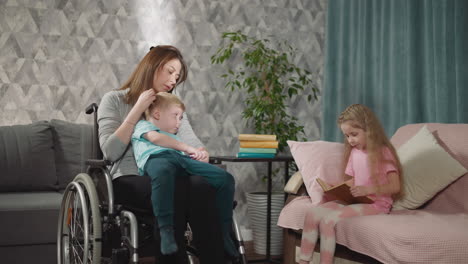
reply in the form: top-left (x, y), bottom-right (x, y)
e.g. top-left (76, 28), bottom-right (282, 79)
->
top-left (210, 31), bottom-right (319, 152)
top-left (211, 31), bottom-right (319, 256)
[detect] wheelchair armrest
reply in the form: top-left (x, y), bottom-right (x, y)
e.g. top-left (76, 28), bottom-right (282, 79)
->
top-left (86, 159), bottom-right (112, 168)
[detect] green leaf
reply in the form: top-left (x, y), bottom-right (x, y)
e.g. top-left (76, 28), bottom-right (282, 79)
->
top-left (211, 30), bottom-right (320, 153)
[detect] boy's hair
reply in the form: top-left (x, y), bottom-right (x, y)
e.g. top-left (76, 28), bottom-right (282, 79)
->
top-left (145, 92), bottom-right (185, 120)
top-left (120, 45), bottom-right (188, 105)
top-left (338, 104), bottom-right (403, 196)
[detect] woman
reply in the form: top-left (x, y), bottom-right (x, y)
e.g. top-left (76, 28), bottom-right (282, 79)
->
top-left (97, 45), bottom-right (225, 263)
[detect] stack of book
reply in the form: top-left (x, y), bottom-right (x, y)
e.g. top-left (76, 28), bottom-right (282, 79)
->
top-left (236, 134), bottom-right (278, 158)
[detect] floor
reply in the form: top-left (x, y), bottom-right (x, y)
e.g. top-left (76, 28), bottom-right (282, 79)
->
top-left (140, 240), bottom-right (283, 264)
top-left (244, 240), bottom-right (282, 263)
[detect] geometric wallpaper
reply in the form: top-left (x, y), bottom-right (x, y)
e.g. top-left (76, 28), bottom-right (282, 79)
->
top-left (0, 0), bottom-right (327, 230)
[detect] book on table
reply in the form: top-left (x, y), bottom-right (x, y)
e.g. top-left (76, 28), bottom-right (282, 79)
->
top-left (316, 178), bottom-right (373, 204)
top-left (236, 152), bottom-right (276, 158)
top-left (239, 141), bottom-right (278, 148)
top-left (239, 147), bottom-right (277, 154)
top-left (238, 134), bottom-right (277, 141)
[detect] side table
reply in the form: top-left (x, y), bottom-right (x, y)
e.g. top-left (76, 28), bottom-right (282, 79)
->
top-left (209, 156), bottom-right (294, 264)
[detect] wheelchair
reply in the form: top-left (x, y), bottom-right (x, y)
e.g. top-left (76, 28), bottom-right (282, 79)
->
top-left (57, 103), bottom-right (248, 264)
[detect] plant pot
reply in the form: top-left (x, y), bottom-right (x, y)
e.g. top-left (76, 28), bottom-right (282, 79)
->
top-left (246, 192), bottom-right (285, 255)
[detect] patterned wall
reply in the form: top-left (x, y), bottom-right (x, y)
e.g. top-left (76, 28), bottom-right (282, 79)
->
top-left (0, 0), bottom-right (327, 229)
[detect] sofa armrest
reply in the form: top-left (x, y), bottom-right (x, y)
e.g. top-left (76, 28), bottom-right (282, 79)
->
top-left (284, 171), bottom-right (304, 194)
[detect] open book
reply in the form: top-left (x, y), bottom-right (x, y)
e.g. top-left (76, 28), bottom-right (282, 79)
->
top-left (316, 178), bottom-right (373, 204)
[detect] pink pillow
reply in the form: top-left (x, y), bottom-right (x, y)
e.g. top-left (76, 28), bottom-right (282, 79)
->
top-left (287, 140), bottom-right (345, 205)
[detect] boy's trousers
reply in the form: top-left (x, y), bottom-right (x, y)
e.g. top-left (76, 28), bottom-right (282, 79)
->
top-left (144, 150), bottom-right (235, 229)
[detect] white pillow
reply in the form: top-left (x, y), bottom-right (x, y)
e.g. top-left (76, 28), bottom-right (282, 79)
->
top-left (393, 125), bottom-right (468, 210)
top-left (283, 171), bottom-right (304, 194)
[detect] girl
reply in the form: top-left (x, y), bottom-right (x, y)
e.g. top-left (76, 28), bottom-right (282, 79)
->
top-left (299, 104), bottom-right (402, 264)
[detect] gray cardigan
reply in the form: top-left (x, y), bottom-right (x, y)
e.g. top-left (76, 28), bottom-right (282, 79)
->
top-left (97, 89), bottom-right (204, 180)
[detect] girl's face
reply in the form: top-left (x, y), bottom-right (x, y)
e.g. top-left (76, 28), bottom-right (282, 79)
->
top-left (153, 104), bottom-right (184, 134)
top-left (340, 121), bottom-right (367, 150)
top-left (152, 59), bottom-right (182, 93)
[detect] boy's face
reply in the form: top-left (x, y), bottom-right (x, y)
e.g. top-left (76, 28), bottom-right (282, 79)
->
top-left (152, 104), bottom-right (184, 134)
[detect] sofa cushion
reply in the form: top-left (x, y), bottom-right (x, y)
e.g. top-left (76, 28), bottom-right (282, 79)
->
top-left (287, 140), bottom-right (345, 205)
top-left (0, 192), bottom-right (62, 246)
top-left (391, 123), bottom-right (468, 212)
top-left (0, 121), bottom-right (57, 191)
top-left (51, 119), bottom-right (93, 188)
top-left (393, 125), bottom-right (467, 210)
top-left (335, 211), bottom-right (468, 263)
top-left (278, 197), bottom-right (468, 263)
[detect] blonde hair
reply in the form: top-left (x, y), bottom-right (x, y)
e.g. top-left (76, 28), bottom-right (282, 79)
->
top-left (338, 104), bottom-right (403, 196)
top-left (119, 45), bottom-right (188, 105)
top-left (145, 92), bottom-right (185, 120)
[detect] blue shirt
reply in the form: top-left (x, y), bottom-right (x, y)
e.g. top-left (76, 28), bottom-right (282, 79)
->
top-left (132, 120), bottom-right (184, 176)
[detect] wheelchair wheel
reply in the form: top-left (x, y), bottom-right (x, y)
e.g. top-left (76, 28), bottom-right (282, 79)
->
top-left (57, 173), bottom-right (102, 264)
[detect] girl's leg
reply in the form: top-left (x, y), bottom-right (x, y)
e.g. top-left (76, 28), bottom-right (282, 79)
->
top-left (299, 201), bottom-right (345, 264)
top-left (144, 155), bottom-right (186, 255)
top-left (318, 204), bottom-right (382, 264)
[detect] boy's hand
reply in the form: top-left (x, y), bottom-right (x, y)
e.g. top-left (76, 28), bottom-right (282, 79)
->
top-left (185, 146), bottom-right (208, 162)
top-left (188, 148), bottom-right (209, 163)
top-left (196, 147), bottom-right (209, 163)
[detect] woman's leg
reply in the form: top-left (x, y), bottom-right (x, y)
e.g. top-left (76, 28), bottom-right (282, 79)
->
top-left (299, 201), bottom-right (345, 264)
top-left (318, 204), bottom-right (383, 264)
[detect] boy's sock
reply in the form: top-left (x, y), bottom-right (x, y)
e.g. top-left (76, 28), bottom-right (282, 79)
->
top-left (223, 224), bottom-right (239, 258)
top-left (160, 225), bottom-right (178, 255)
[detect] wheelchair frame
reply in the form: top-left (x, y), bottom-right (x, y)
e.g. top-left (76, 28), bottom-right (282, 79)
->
top-left (57, 103), bottom-right (248, 264)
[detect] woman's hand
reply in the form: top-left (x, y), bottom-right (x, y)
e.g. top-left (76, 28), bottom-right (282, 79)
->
top-left (134, 89), bottom-right (156, 114)
top-left (114, 89), bottom-right (156, 144)
top-left (350, 185), bottom-right (376, 197)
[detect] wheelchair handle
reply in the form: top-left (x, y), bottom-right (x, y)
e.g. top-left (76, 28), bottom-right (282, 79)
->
top-left (85, 103), bottom-right (98, 114)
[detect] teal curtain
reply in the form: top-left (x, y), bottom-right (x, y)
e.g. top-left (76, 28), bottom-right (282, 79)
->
top-left (322, 0), bottom-right (468, 142)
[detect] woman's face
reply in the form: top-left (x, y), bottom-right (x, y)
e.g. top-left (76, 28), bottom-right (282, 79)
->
top-left (152, 58), bottom-right (182, 93)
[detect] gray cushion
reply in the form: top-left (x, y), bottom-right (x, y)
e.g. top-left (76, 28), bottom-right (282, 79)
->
top-left (0, 192), bottom-right (62, 246)
top-left (0, 121), bottom-right (57, 191)
top-left (51, 119), bottom-right (93, 188)
top-left (0, 244), bottom-right (56, 264)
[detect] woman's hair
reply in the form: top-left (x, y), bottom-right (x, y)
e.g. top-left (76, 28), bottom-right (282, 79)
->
top-left (145, 92), bottom-right (185, 120)
top-left (337, 104), bottom-right (403, 194)
top-left (119, 45), bottom-right (188, 105)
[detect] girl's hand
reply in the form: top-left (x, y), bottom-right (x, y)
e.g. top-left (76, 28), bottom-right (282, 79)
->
top-left (134, 89), bottom-right (156, 113)
top-left (350, 185), bottom-right (376, 197)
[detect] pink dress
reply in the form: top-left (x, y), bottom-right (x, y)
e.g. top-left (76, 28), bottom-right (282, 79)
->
top-left (345, 147), bottom-right (398, 213)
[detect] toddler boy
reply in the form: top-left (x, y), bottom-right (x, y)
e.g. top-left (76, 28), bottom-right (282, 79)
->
top-left (131, 92), bottom-right (237, 257)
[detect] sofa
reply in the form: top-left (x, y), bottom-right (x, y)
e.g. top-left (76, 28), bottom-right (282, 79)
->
top-left (0, 119), bottom-right (93, 264)
top-left (278, 123), bottom-right (468, 264)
